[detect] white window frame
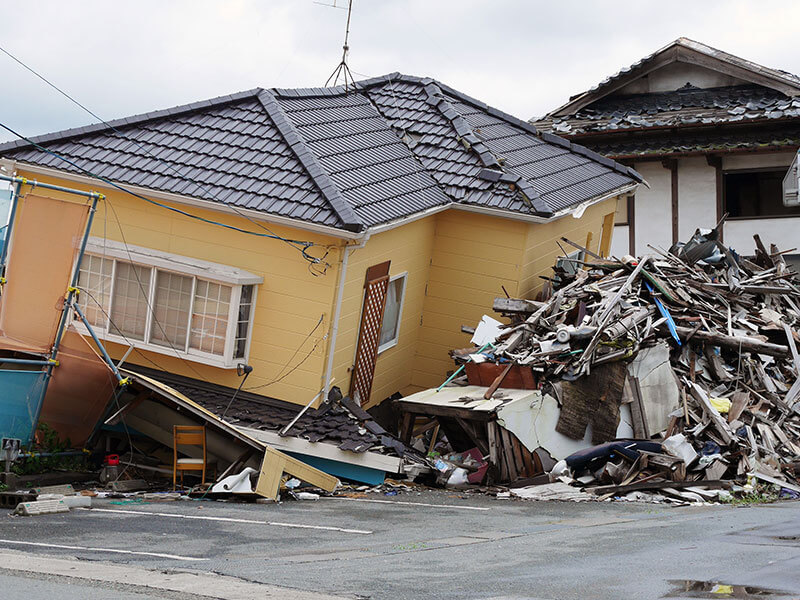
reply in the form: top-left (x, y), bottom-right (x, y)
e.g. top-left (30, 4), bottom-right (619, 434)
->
top-left (556, 250), bottom-right (583, 277)
top-left (377, 272), bottom-right (407, 354)
top-left (72, 238), bottom-right (262, 369)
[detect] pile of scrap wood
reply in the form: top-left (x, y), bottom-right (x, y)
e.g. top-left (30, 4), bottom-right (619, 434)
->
top-left (451, 228), bottom-right (800, 501)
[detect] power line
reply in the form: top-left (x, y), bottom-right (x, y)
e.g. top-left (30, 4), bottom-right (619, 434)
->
top-left (245, 314), bottom-right (325, 391)
top-left (0, 44), bottom-right (332, 273)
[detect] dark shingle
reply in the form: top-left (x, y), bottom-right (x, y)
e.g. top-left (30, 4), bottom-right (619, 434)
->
top-left (0, 74), bottom-right (640, 231)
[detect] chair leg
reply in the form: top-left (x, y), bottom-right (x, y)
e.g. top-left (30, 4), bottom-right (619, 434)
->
top-left (173, 468), bottom-right (176, 492)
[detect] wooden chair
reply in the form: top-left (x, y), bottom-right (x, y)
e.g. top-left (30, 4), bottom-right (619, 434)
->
top-left (173, 425), bottom-right (207, 490)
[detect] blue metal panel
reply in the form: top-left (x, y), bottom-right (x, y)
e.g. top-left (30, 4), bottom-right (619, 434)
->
top-left (0, 369), bottom-right (47, 445)
top-left (285, 451), bottom-right (387, 486)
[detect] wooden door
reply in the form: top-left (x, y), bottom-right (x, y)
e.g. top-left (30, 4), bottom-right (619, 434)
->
top-left (349, 261), bottom-right (391, 405)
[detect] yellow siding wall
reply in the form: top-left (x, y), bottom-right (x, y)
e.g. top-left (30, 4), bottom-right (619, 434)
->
top-left (518, 197), bottom-right (618, 298)
top-left (331, 217), bottom-right (435, 408)
top-left (411, 210), bottom-right (527, 391)
top-left (17, 168), bottom-right (619, 409)
top-left (19, 170), bottom-right (343, 406)
top-left (411, 199), bottom-right (618, 392)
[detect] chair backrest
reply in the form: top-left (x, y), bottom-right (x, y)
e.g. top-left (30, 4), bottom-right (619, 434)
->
top-left (174, 425), bottom-right (205, 447)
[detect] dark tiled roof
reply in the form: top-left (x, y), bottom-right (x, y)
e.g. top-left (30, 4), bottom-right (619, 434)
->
top-left (537, 84), bottom-right (800, 136)
top-left (578, 123), bottom-right (800, 159)
top-left (0, 74), bottom-right (640, 231)
top-left (543, 37), bottom-right (800, 121)
top-left (131, 366), bottom-right (382, 453)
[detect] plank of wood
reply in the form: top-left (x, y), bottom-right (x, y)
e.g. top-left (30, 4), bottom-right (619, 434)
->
top-left (254, 447), bottom-right (339, 501)
top-left (486, 421), bottom-right (502, 480)
top-left (588, 479), bottom-right (730, 495)
top-left (628, 376), bottom-right (649, 439)
top-left (784, 323), bottom-right (800, 377)
top-left (510, 433), bottom-right (526, 476)
top-left (455, 417), bottom-right (489, 457)
top-left (728, 391), bottom-right (749, 424)
top-left (394, 401), bottom-right (495, 422)
top-left (673, 326), bottom-right (789, 358)
top-left (685, 381), bottom-right (735, 445)
top-left (499, 427), bottom-right (519, 481)
top-left (399, 412), bottom-right (416, 443)
top-left (493, 297), bottom-right (546, 315)
top-left (484, 361), bottom-right (514, 400)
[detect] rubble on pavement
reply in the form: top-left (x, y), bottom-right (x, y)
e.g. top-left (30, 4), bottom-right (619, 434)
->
top-left (397, 226), bottom-right (800, 504)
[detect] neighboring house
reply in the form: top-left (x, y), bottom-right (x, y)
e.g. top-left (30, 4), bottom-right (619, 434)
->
top-left (0, 73), bottom-right (640, 424)
top-left (534, 38), bottom-right (800, 263)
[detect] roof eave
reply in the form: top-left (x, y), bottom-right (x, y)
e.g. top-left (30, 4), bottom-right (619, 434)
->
top-left (7, 160), bottom-right (364, 240)
top-left (545, 38), bottom-right (800, 120)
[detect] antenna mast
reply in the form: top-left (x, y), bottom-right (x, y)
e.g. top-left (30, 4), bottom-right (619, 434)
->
top-left (324, 0), bottom-right (355, 91)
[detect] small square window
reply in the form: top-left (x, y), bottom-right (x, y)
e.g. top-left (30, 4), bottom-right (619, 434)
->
top-left (378, 274), bottom-right (406, 353)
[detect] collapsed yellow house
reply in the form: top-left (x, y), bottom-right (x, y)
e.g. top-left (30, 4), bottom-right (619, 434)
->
top-left (0, 73), bottom-right (641, 444)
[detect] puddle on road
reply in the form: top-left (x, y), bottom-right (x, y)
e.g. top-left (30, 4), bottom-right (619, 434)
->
top-left (664, 580), bottom-right (794, 599)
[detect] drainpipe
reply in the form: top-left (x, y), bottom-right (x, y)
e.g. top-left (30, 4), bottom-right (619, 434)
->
top-left (323, 233), bottom-right (370, 401)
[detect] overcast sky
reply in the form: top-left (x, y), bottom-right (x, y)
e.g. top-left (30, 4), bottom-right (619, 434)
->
top-left (1, 0), bottom-right (799, 143)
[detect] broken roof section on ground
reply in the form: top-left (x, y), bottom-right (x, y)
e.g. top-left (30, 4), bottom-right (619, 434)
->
top-left (0, 73), bottom-right (642, 234)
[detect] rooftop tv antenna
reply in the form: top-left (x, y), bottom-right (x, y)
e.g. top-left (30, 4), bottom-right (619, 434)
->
top-left (324, 0), bottom-right (355, 91)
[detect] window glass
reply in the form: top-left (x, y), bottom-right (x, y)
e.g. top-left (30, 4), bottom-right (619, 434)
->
top-left (190, 280), bottom-right (231, 356)
top-left (151, 271), bottom-right (193, 348)
top-left (724, 170), bottom-right (800, 218)
top-left (234, 285), bottom-right (254, 359)
top-left (379, 276), bottom-right (405, 349)
top-left (556, 250), bottom-right (583, 278)
top-left (77, 254), bottom-right (113, 328)
top-left (110, 262), bottom-right (151, 340)
top-left (74, 252), bottom-right (253, 363)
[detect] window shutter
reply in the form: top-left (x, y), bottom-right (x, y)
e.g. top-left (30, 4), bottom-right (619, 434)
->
top-left (349, 261), bottom-right (390, 406)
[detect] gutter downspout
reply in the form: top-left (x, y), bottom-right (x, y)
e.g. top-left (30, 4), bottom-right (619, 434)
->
top-left (323, 233), bottom-right (370, 401)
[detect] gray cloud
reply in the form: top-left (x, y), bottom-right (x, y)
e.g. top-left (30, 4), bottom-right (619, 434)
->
top-left (1, 0), bottom-right (799, 143)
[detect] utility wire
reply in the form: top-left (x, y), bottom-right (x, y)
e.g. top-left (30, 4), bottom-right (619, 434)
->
top-left (0, 44), bottom-right (332, 272)
top-left (245, 314), bottom-right (325, 391)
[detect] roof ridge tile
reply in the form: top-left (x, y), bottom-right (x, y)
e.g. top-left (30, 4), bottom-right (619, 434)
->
top-left (256, 90), bottom-right (364, 232)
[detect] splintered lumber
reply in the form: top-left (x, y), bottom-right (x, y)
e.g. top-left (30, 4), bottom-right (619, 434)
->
top-left (588, 480), bottom-right (730, 495)
top-left (254, 447), bottom-right (339, 501)
top-left (451, 231), bottom-right (800, 492)
top-left (686, 381), bottom-right (736, 446)
top-left (493, 297), bottom-right (546, 315)
top-left (672, 326), bottom-right (789, 357)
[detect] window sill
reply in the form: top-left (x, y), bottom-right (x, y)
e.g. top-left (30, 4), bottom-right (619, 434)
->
top-left (378, 338), bottom-right (399, 355)
top-left (70, 323), bottom-right (240, 370)
top-left (725, 214), bottom-right (800, 221)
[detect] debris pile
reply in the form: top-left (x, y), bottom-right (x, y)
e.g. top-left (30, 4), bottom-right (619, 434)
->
top-left (445, 230), bottom-right (800, 502)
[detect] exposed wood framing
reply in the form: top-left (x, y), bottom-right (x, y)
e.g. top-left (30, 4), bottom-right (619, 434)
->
top-left (707, 155), bottom-right (724, 243)
top-left (662, 158), bottom-right (679, 245)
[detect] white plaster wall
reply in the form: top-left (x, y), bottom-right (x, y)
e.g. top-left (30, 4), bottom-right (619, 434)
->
top-left (722, 151), bottom-right (795, 171)
top-left (722, 151), bottom-right (797, 252)
top-left (618, 63), bottom-right (747, 95)
top-left (678, 157), bottom-right (718, 240)
top-left (632, 162), bottom-right (672, 255)
top-left (725, 218), bottom-right (798, 255)
top-left (610, 225), bottom-right (629, 257)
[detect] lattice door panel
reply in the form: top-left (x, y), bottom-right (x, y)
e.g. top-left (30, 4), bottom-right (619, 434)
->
top-left (349, 261), bottom-right (391, 406)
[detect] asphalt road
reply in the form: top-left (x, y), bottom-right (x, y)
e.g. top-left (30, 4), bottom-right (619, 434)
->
top-left (2, 490), bottom-right (800, 599)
